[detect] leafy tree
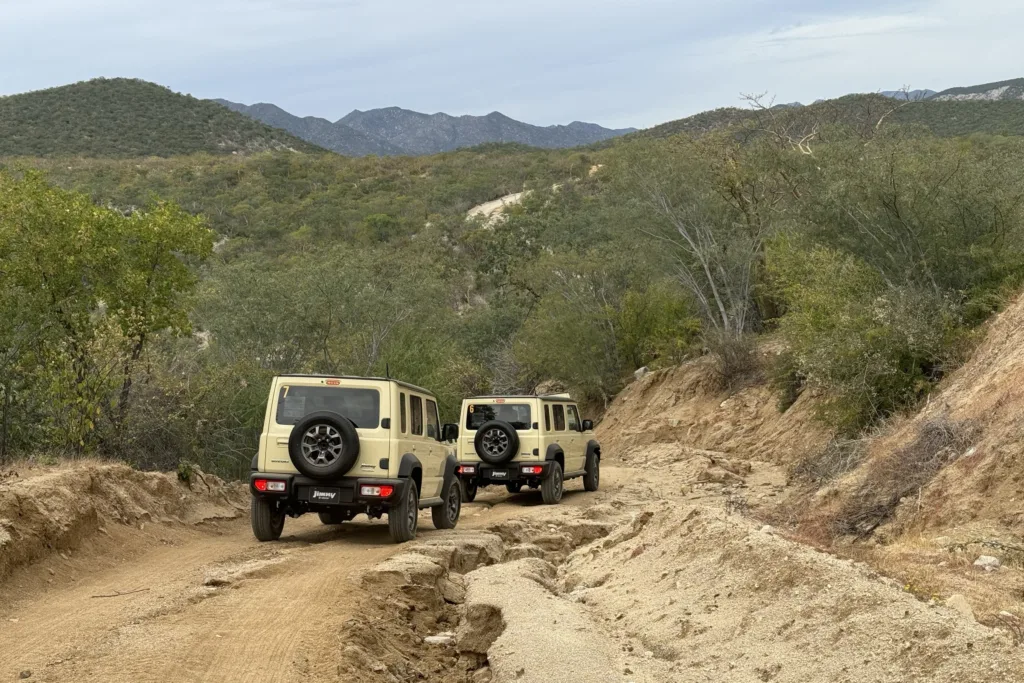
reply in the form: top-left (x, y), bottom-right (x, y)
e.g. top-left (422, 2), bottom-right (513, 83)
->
top-left (0, 172), bottom-right (211, 458)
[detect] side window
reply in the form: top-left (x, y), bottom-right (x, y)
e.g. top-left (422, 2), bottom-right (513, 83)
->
top-left (544, 405), bottom-right (551, 431)
top-left (410, 395), bottom-right (423, 436)
top-left (566, 405), bottom-right (581, 432)
top-left (400, 392), bottom-right (407, 434)
top-left (553, 404), bottom-right (566, 431)
top-left (426, 400), bottom-right (440, 440)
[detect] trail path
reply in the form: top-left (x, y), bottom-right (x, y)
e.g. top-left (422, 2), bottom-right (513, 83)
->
top-left (3, 463), bottom-right (1021, 682)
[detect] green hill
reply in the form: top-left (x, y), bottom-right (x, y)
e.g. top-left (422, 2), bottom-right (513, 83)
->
top-left (633, 93), bottom-right (1024, 141)
top-left (0, 78), bottom-right (321, 157)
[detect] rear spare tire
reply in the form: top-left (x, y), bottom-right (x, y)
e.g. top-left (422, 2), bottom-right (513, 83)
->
top-left (288, 411), bottom-right (360, 480)
top-left (473, 420), bottom-right (520, 465)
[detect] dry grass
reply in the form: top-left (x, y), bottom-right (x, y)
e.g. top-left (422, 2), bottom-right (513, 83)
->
top-left (828, 416), bottom-right (978, 538)
top-left (789, 437), bottom-right (868, 485)
top-left (705, 330), bottom-right (760, 389)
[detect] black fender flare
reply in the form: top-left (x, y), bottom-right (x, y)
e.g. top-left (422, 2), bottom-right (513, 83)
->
top-left (545, 443), bottom-right (564, 463)
top-left (251, 454), bottom-right (259, 471)
top-left (586, 440), bottom-right (602, 461)
top-left (441, 454), bottom-right (458, 493)
top-left (398, 453), bottom-right (422, 479)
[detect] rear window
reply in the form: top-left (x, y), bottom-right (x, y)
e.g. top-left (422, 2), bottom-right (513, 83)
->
top-left (465, 403), bottom-right (532, 431)
top-left (275, 386), bottom-right (380, 428)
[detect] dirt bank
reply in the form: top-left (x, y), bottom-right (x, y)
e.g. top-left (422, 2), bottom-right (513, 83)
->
top-left (597, 356), bottom-right (829, 468)
top-left (0, 461), bottom-right (246, 582)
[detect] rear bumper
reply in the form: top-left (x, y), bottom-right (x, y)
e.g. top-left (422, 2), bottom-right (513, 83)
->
top-left (249, 472), bottom-right (409, 510)
top-left (456, 461), bottom-right (550, 485)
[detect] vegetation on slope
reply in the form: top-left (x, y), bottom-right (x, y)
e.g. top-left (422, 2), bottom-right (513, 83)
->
top-left (0, 78), bottom-right (320, 157)
top-left (635, 93), bottom-right (1024, 140)
top-left (4, 88), bottom-right (1024, 478)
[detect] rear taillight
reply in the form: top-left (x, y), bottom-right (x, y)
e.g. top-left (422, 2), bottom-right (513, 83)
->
top-left (266, 481), bottom-right (286, 492)
top-left (253, 479), bottom-right (285, 493)
top-left (361, 485), bottom-right (395, 498)
top-left (458, 465), bottom-right (477, 475)
top-left (521, 465), bottom-right (543, 475)
top-left (254, 479), bottom-right (268, 492)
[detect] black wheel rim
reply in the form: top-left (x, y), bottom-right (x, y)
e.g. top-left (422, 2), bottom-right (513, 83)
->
top-left (555, 469), bottom-right (563, 497)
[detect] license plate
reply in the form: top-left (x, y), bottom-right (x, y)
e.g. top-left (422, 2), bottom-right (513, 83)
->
top-left (309, 487), bottom-right (342, 504)
top-left (490, 470), bottom-right (508, 479)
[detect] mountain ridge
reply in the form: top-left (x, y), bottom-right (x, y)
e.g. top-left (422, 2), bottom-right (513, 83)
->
top-left (217, 99), bottom-right (636, 157)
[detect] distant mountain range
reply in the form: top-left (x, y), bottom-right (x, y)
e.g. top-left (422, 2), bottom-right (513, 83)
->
top-left (929, 78), bottom-right (1024, 102)
top-left (878, 79), bottom-right (1024, 102)
top-left (879, 89), bottom-right (938, 101)
top-left (214, 99), bottom-right (636, 157)
top-left (4, 76), bottom-right (1024, 160)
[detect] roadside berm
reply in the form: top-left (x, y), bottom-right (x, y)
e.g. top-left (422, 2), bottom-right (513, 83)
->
top-left (0, 460), bottom-right (246, 582)
top-left (354, 478), bottom-right (1024, 682)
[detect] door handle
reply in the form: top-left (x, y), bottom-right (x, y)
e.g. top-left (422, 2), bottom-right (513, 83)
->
top-left (276, 438), bottom-right (289, 445)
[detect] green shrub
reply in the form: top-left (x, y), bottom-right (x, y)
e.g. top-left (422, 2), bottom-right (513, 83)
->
top-left (769, 241), bottom-right (966, 433)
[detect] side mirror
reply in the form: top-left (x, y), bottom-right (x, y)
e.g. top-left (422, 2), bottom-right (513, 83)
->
top-left (582, 419), bottom-right (594, 432)
top-left (442, 423), bottom-right (460, 442)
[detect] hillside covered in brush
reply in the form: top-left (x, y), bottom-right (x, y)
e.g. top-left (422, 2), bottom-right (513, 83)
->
top-left (636, 92), bottom-right (1024, 140)
top-left (0, 79), bottom-right (320, 158)
top-left (4, 75), bottom-right (1024, 488)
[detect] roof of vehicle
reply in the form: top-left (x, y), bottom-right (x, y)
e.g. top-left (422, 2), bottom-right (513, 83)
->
top-left (466, 394), bottom-right (575, 402)
top-left (276, 374), bottom-right (434, 396)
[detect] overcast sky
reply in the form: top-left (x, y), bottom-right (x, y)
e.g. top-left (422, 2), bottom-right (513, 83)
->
top-left (1, 0), bottom-right (1022, 129)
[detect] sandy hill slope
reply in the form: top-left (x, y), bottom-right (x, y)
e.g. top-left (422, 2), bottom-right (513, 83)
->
top-left (804, 291), bottom-right (1024, 546)
top-left (597, 353), bottom-right (830, 468)
top-left (596, 294), bottom-right (1024, 627)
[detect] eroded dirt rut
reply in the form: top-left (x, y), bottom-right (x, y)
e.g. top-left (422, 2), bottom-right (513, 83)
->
top-left (4, 465), bottom-right (1023, 682)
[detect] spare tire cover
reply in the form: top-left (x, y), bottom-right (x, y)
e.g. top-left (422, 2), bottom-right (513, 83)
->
top-left (473, 420), bottom-right (520, 465)
top-left (288, 411), bottom-right (360, 480)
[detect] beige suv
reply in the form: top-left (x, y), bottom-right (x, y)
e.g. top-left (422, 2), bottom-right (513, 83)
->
top-left (249, 375), bottom-right (462, 543)
top-left (455, 394), bottom-right (600, 504)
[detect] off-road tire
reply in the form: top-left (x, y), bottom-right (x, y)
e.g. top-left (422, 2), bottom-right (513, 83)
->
top-left (474, 420), bottom-right (520, 465)
top-left (583, 453), bottom-right (600, 492)
top-left (388, 481), bottom-right (419, 543)
top-left (251, 497), bottom-right (285, 541)
top-left (432, 478), bottom-right (462, 529)
top-left (461, 479), bottom-right (478, 503)
top-left (541, 461), bottom-right (564, 505)
top-left (318, 511), bottom-right (346, 525)
top-left (505, 482), bottom-right (523, 494)
top-left (288, 411), bottom-right (360, 480)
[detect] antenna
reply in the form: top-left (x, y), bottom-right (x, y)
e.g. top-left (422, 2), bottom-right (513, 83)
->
top-left (385, 363), bottom-right (391, 379)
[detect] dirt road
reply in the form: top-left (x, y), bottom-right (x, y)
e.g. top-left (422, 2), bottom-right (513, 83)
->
top-left (0, 470), bottom-right (618, 683)
top-left (4, 463), bottom-right (1023, 683)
